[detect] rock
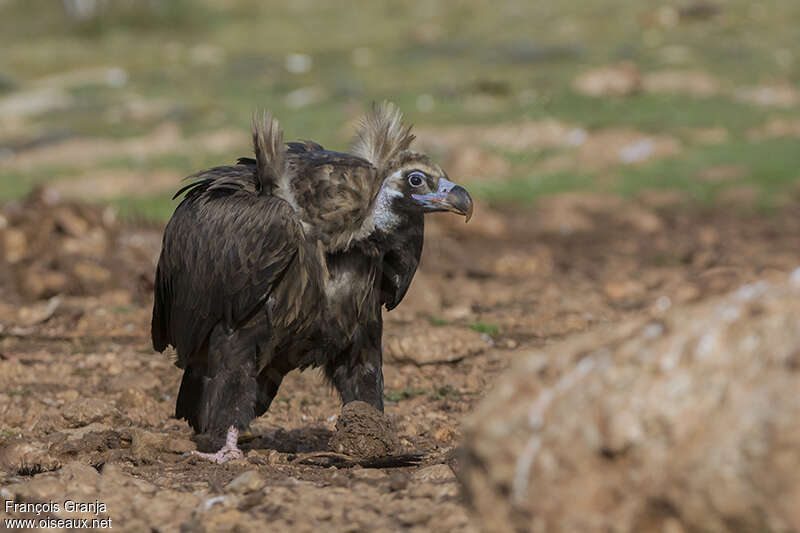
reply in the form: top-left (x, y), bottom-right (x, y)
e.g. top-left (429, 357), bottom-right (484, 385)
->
top-left (2, 228), bottom-right (27, 263)
top-left (61, 422), bottom-right (113, 441)
top-left (165, 437), bottom-right (196, 455)
top-left (350, 467), bottom-right (389, 481)
top-left (130, 429), bottom-right (164, 463)
top-left (3, 460), bottom-right (199, 530)
top-left (16, 296), bottom-right (61, 326)
top-left (0, 441), bottom-right (61, 474)
top-left (116, 388), bottom-right (169, 427)
top-left (53, 206), bottom-right (90, 236)
top-left (226, 470), bottom-right (265, 493)
top-left (72, 261), bottom-right (112, 284)
top-left (328, 401), bottom-right (400, 458)
top-left (461, 276), bottom-right (800, 532)
top-left (62, 398), bottom-right (118, 427)
top-left (411, 464), bottom-right (455, 483)
top-left (46, 461), bottom-right (100, 490)
top-left (434, 426), bottom-right (454, 442)
top-left (388, 471), bottom-right (408, 491)
top-left (383, 325), bottom-right (489, 365)
top-left (19, 268), bottom-right (70, 299)
top-left (129, 429), bottom-right (196, 463)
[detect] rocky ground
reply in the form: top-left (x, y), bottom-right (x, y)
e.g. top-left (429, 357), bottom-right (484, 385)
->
top-left (1, 188), bottom-right (799, 532)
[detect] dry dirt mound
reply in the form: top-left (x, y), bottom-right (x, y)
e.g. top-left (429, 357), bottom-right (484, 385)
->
top-left (0, 187), bottom-right (161, 303)
top-left (328, 401), bottom-right (400, 458)
top-left (461, 273), bottom-right (800, 533)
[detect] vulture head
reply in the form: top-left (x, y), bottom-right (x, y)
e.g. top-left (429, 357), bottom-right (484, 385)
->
top-left (378, 152), bottom-right (473, 222)
top-left (352, 102), bottom-right (473, 233)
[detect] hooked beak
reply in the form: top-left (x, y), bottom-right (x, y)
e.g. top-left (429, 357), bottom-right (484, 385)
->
top-left (411, 178), bottom-right (474, 223)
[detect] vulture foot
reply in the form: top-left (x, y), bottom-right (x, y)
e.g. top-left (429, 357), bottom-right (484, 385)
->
top-left (188, 426), bottom-right (244, 464)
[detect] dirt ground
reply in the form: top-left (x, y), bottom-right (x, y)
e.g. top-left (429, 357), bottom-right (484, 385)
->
top-left (1, 189), bottom-right (800, 532)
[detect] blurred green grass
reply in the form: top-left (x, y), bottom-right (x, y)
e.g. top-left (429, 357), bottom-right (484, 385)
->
top-left (0, 0), bottom-right (798, 220)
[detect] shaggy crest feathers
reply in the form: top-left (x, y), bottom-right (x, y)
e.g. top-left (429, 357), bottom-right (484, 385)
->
top-left (351, 102), bottom-right (415, 170)
top-left (252, 110), bottom-right (288, 195)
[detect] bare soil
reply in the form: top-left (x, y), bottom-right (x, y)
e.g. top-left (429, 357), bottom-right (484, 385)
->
top-left (1, 190), bottom-right (799, 532)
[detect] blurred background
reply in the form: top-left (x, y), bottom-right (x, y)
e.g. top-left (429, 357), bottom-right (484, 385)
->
top-left (1, 0), bottom-right (799, 220)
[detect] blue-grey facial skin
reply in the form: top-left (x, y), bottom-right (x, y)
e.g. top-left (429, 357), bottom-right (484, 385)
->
top-left (411, 178), bottom-right (473, 221)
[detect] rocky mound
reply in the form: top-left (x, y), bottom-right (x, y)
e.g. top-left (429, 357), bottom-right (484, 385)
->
top-left (0, 187), bottom-right (161, 303)
top-left (461, 272), bottom-right (800, 532)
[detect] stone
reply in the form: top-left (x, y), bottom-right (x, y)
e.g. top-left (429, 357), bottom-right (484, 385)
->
top-left (383, 325), bottom-right (489, 365)
top-left (350, 467), bottom-right (389, 481)
top-left (62, 398), bottom-right (118, 427)
top-left (116, 388), bottom-right (169, 427)
top-left (461, 275), bottom-right (800, 532)
top-left (0, 441), bottom-right (61, 474)
top-left (411, 464), bottom-right (456, 483)
top-left (129, 429), bottom-right (194, 462)
top-left (225, 470), bottom-right (265, 493)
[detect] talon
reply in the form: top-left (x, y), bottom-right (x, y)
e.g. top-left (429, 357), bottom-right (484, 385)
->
top-left (187, 426), bottom-right (244, 464)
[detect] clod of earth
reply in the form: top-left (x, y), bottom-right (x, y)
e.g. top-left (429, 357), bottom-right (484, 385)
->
top-left (328, 401), bottom-right (401, 458)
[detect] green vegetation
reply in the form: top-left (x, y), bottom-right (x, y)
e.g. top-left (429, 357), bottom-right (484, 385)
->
top-left (427, 316), bottom-right (450, 327)
top-left (468, 322), bottom-right (500, 335)
top-left (615, 137), bottom-right (800, 205)
top-left (469, 171), bottom-right (595, 205)
top-left (384, 387), bottom-right (427, 402)
top-left (0, 0), bottom-right (798, 216)
top-left (429, 385), bottom-right (460, 401)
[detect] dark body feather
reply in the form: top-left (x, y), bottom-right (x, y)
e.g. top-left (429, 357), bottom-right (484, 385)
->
top-left (152, 145), bottom-right (423, 447)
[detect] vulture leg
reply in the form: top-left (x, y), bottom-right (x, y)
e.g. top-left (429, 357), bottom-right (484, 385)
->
top-left (254, 360), bottom-right (292, 417)
top-left (184, 322), bottom-right (263, 457)
top-left (189, 426), bottom-right (243, 463)
top-left (325, 324), bottom-right (384, 412)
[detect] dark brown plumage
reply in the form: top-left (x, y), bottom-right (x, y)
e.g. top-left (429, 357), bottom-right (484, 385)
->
top-left (151, 103), bottom-right (473, 462)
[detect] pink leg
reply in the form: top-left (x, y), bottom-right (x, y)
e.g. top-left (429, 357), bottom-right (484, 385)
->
top-left (189, 426), bottom-right (244, 463)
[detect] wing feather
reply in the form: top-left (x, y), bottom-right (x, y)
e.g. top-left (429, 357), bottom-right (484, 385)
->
top-left (381, 213), bottom-right (424, 310)
top-left (152, 179), bottom-right (325, 368)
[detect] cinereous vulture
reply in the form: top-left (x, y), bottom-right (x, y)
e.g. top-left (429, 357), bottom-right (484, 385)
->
top-left (152, 103), bottom-right (473, 462)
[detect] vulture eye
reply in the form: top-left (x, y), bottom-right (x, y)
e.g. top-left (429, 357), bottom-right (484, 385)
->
top-left (407, 172), bottom-right (426, 188)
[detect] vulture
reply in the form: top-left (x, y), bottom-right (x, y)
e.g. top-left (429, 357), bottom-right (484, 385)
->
top-left (151, 103), bottom-right (473, 462)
